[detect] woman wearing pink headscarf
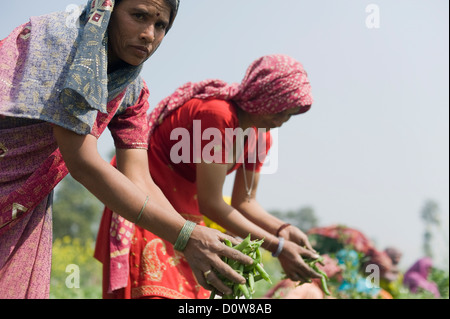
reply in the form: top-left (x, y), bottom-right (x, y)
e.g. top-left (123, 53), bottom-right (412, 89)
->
top-left (96, 54), bottom-right (321, 299)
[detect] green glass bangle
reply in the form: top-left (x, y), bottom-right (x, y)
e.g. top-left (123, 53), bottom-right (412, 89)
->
top-left (135, 196), bottom-right (149, 224)
top-left (174, 221), bottom-right (197, 252)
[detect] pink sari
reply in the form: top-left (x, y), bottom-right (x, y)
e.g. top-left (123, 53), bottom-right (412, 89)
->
top-left (403, 257), bottom-right (441, 297)
top-left (0, 91), bottom-right (127, 298)
top-left (0, 122), bottom-right (56, 298)
top-left (1, 0), bottom-right (150, 298)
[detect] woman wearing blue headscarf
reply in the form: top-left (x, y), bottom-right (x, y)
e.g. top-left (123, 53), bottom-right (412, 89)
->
top-left (0, 0), bottom-right (251, 298)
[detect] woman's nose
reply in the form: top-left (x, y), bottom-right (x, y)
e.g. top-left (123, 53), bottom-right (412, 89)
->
top-left (141, 25), bottom-right (155, 43)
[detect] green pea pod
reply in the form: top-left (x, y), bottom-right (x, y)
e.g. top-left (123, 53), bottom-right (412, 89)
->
top-left (248, 272), bottom-right (255, 294)
top-left (306, 255), bottom-right (331, 296)
top-left (224, 239), bottom-right (233, 247)
top-left (317, 256), bottom-right (325, 266)
top-left (222, 239), bottom-right (233, 264)
top-left (255, 246), bottom-right (262, 262)
top-left (233, 283), bottom-right (240, 297)
top-left (312, 264), bottom-right (329, 280)
top-left (239, 283), bottom-right (251, 299)
top-left (320, 276), bottom-right (331, 296)
top-left (244, 247), bottom-right (261, 272)
top-left (233, 234), bottom-right (251, 252)
top-left (255, 263), bottom-right (272, 284)
top-left (238, 263), bottom-right (244, 275)
top-left (244, 251), bottom-right (257, 271)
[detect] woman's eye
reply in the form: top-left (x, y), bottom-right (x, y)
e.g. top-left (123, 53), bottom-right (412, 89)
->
top-left (156, 22), bottom-right (167, 31)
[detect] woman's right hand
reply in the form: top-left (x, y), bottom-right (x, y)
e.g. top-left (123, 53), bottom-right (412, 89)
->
top-left (183, 225), bottom-right (254, 296)
top-left (277, 240), bottom-right (322, 283)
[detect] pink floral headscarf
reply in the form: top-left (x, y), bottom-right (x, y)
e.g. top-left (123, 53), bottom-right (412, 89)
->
top-left (148, 54), bottom-right (313, 135)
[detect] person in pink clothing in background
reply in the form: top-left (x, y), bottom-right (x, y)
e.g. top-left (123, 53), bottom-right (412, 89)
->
top-left (403, 257), bottom-right (441, 298)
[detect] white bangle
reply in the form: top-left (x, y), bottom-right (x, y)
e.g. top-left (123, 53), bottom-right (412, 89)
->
top-left (272, 237), bottom-right (285, 257)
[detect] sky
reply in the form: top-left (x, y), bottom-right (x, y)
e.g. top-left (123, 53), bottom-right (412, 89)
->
top-left (1, 0), bottom-right (448, 270)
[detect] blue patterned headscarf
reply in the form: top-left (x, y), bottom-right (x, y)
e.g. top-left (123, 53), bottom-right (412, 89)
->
top-left (61, 0), bottom-right (142, 118)
top-left (0, 0), bottom-right (180, 135)
top-left (64, 0), bottom-right (181, 116)
top-left (62, 0), bottom-right (129, 118)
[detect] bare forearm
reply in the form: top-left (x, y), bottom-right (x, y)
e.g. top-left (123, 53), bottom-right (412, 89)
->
top-left (231, 168), bottom-right (285, 236)
top-left (234, 199), bottom-right (285, 235)
top-left (115, 149), bottom-right (184, 233)
top-left (53, 126), bottom-right (185, 244)
top-left (74, 155), bottom-right (184, 243)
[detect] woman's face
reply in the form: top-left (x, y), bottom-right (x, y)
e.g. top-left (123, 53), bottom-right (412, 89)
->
top-left (108, 0), bottom-right (171, 69)
top-left (248, 107), bottom-right (305, 130)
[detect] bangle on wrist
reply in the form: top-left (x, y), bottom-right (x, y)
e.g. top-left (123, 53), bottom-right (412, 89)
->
top-left (135, 196), bottom-right (149, 224)
top-left (276, 223), bottom-right (291, 237)
top-left (272, 237), bottom-right (285, 258)
top-left (174, 221), bottom-right (197, 252)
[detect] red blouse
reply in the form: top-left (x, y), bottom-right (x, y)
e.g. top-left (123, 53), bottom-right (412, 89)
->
top-left (149, 98), bottom-right (272, 182)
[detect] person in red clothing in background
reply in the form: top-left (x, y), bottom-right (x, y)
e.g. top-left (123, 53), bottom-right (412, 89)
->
top-left (96, 54), bottom-right (322, 299)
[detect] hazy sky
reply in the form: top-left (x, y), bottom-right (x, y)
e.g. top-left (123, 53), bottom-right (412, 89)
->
top-left (2, 0), bottom-right (448, 269)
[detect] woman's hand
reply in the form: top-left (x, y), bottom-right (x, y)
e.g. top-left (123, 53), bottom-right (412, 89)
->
top-left (183, 225), bottom-right (253, 295)
top-left (277, 225), bottom-right (322, 282)
top-left (277, 240), bottom-right (322, 283)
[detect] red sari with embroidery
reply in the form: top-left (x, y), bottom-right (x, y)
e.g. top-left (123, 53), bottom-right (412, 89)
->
top-left (95, 98), bottom-right (271, 299)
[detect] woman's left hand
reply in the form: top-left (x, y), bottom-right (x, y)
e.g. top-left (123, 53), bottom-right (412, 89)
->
top-left (277, 240), bottom-right (322, 282)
